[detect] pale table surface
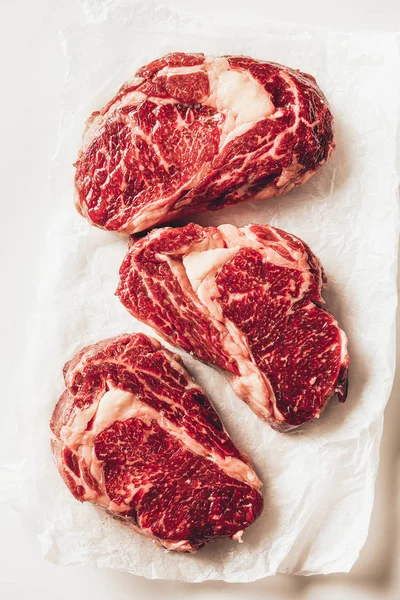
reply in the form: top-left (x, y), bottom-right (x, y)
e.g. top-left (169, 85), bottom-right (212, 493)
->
top-left (1, 1), bottom-right (399, 598)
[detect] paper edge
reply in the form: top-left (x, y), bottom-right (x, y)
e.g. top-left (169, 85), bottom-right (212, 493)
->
top-left (5, 3), bottom-right (400, 583)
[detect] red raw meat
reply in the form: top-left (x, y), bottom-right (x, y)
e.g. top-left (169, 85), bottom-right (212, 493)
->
top-left (50, 333), bottom-right (263, 552)
top-left (117, 223), bottom-right (349, 431)
top-left (75, 53), bottom-right (334, 233)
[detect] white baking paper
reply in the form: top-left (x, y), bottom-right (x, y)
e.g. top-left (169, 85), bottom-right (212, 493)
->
top-left (13, 0), bottom-right (400, 583)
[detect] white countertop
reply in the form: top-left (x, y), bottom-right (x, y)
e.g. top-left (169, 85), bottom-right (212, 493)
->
top-left (1, 1), bottom-right (399, 598)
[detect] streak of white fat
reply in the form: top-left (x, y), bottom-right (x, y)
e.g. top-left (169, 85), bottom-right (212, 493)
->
top-left (229, 374), bottom-right (277, 423)
top-left (244, 229), bottom-right (319, 313)
top-left (156, 65), bottom-right (207, 77)
top-left (93, 388), bottom-right (150, 436)
top-left (119, 158), bottom-right (205, 231)
top-left (55, 430), bottom-right (110, 507)
top-left (161, 228), bottom-right (226, 279)
top-left (179, 233), bottom-right (280, 423)
top-left (207, 60), bottom-right (274, 127)
top-left (216, 228), bottom-right (305, 421)
top-left (161, 352), bottom-right (202, 392)
top-left (195, 277), bottom-right (224, 321)
top-left (58, 389), bottom-right (155, 510)
top-left (234, 70), bottom-right (301, 191)
top-left (278, 162), bottom-right (318, 196)
top-left (107, 479), bottom-right (154, 515)
top-left (159, 246), bottom-right (262, 383)
top-left (274, 157), bottom-right (304, 189)
top-left (63, 386), bottom-right (260, 491)
top-left (179, 235), bottom-right (243, 322)
top-left (139, 257), bottom-right (215, 355)
top-left (125, 183), bottom-right (186, 232)
top-left (128, 200), bottom-right (177, 234)
top-left (262, 245), bottom-right (304, 271)
top-left (240, 225), bottom-right (308, 271)
top-left (161, 408), bottom-right (262, 490)
top-left (61, 389), bottom-right (157, 454)
top-left (339, 328), bottom-right (350, 366)
top-left (219, 223), bottom-right (265, 250)
top-left (182, 247), bottom-right (240, 293)
top-left (100, 510), bottom-right (192, 550)
top-left (65, 356), bottom-right (89, 387)
top-left (67, 451), bottom-right (110, 507)
top-left (158, 56), bottom-right (273, 150)
top-left (128, 523), bottom-right (195, 552)
top-left (181, 259), bottom-right (262, 397)
top-left (222, 322), bottom-right (282, 423)
top-left (126, 155), bottom-right (212, 232)
top-left (160, 539), bottom-right (195, 552)
top-left (81, 90), bottom-right (147, 153)
top-left (231, 530), bottom-right (244, 543)
top-left (218, 116), bottom-right (256, 150)
top-left (134, 59), bottom-right (264, 119)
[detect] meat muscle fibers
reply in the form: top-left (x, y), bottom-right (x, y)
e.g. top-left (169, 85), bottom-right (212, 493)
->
top-left (75, 53), bottom-right (335, 233)
top-left (50, 333), bottom-right (263, 552)
top-left (117, 224), bottom-right (349, 431)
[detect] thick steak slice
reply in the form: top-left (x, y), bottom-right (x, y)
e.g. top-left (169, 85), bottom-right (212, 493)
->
top-left (117, 224), bottom-right (349, 431)
top-left (50, 333), bottom-right (262, 552)
top-left (75, 52), bottom-right (334, 233)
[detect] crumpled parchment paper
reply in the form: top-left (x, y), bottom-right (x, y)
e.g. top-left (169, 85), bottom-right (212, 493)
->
top-left (13, 0), bottom-right (400, 583)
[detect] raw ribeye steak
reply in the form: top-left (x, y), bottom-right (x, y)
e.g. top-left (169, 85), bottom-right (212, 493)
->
top-left (117, 224), bottom-right (349, 431)
top-left (75, 52), bottom-right (334, 233)
top-left (50, 333), bottom-right (262, 552)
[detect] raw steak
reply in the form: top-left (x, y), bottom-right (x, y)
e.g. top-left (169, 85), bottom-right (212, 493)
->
top-left (50, 333), bottom-right (263, 552)
top-left (117, 224), bottom-right (349, 431)
top-left (75, 52), bottom-right (334, 233)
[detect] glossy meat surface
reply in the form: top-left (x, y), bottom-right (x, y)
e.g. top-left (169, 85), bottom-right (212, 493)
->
top-left (50, 333), bottom-right (262, 552)
top-left (117, 224), bottom-right (349, 430)
top-left (75, 53), bottom-right (334, 233)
